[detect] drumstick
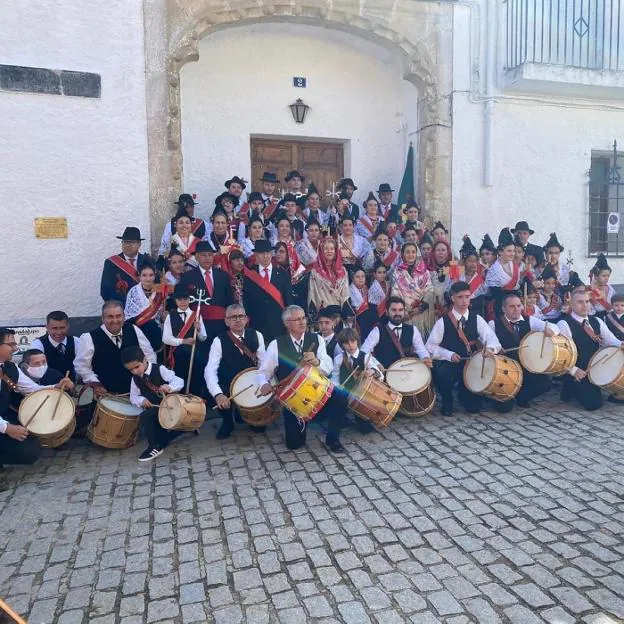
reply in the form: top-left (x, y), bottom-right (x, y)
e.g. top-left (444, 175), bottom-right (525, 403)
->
top-left (185, 308), bottom-right (200, 394)
top-left (24, 395), bottom-right (50, 428)
top-left (539, 332), bottom-right (547, 358)
top-left (0, 598), bottom-right (28, 624)
top-left (341, 352), bottom-right (372, 389)
top-left (51, 371), bottom-right (70, 421)
top-left (480, 342), bottom-right (487, 378)
top-left (595, 347), bottom-right (622, 368)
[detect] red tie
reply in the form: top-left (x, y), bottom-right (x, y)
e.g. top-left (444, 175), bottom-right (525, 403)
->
top-left (204, 269), bottom-right (214, 296)
top-left (263, 268), bottom-right (270, 283)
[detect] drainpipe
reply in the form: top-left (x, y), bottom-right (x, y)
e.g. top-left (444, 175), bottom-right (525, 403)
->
top-left (484, 0), bottom-right (496, 187)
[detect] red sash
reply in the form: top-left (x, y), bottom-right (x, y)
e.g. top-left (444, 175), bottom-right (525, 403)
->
top-left (541, 292), bottom-right (561, 315)
top-left (227, 331), bottom-right (258, 364)
top-left (109, 255), bottom-right (139, 282)
top-left (590, 287), bottom-right (612, 311)
top-left (264, 199), bottom-right (279, 221)
top-left (238, 202), bottom-right (251, 224)
top-left (448, 311), bottom-right (479, 354)
top-left (134, 289), bottom-right (168, 326)
top-left (381, 250), bottom-right (399, 267)
top-left (468, 273), bottom-right (484, 295)
top-left (243, 266), bottom-right (285, 309)
top-left (166, 310), bottom-right (198, 367)
top-left (191, 218), bottom-right (204, 236)
top-left (175, 236), bottom-right (200, 260)
top-left (361, 217), bottom-right (378, 235)
top-left (377, 300), bottom-right (387, 317)
top-left (355, 300), bottom-right (368, 316)
top-left (502, 262), bottom-right (520, 291)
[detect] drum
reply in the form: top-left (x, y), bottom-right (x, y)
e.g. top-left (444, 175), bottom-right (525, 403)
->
top-left (348, 375), bottom-right (402, 428)
top-left (158, 394), bottom-right (206, 431)
top-left (386, 358), bottom-right (435, 417)
top-left (87, 397), bottom-right (142, 449)
top-left (229, 368), bottom-right (280, 427)
top-left (73, 385), bottom-right (95, 423)
top-left (588, 347), bottom-right (624, 397)
top-left (464, 353), bottom-right (524, 402)
top-left (275, 364), bottom-right (333, 423)
top-left (18, 389), bottom-right (76, 448)
top-left (520, 331), bottom-right (578, 375)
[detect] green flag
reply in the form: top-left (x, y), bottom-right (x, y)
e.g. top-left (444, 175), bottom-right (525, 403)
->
top-left (397, 142), bottom-right (415, 209)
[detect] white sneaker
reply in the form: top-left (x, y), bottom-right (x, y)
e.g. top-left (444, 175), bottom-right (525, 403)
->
top-left (138, 447), bottom-right (164, 462)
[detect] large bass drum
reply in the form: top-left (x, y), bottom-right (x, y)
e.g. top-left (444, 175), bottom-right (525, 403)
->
top-left (87, 396), bottom-right (141, 449)
top-left (464, 353), bottom-right (523, 402)
top-left (520, 331), bottom-right (577, 376)
top-left (18, 389), bottom-right (75, 448)
top-left (275, 365), bottom-right (333, 423)
top-left (588, 347), bottom-right (624, 398)
top-left (385, 358), bottom-right (435, 417)
top-left (229, 368), bottom-right (280, 427)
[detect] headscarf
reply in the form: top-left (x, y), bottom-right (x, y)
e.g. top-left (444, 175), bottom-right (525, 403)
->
top-left (311, 237), bottom-right (347, 287)
top-left (397, 242), bottom-right (428, 277)
top-left (426, 240), bottom-right (452, 272)
top-left (272, 242), bottom-right (290, 271)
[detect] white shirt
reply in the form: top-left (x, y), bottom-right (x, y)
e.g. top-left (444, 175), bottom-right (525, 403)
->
top-left (361, 323), bottom-right (430, 360)
top-left (162, 309), bottom-right (207, 347)
top-left (322, 333), bottom-right (341, 359)
top-left (205, 330), bottom-right (266, 398)
top-left (488, 316), bottom-right (560, 336)
top-left (31, 334), bottom-right (81, 354)
top-left (557, 313), bottom-right (622, 375)
top-left (0, 364), bottom-right (55, 434)
top-left (332, 348), bottom-right (384, 385)
top-left (129, 363), bottom-right (184, 408)
top-left (426, 308), bottom-right (501, 361)
top-left (199, 266), bottom-right (214, 287)
top-left (74, 324), bottom-right (156, 384)
top-left (257, 333), bottom-right (332, 386)
top-left (257, 263), bottom-right (273, 282)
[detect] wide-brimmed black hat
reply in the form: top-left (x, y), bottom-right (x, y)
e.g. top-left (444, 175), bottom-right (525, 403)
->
top-left (194, 240), bottom-right (217, 254)
top-left (172, 284), bottom-right (191, 299)
top-left (174, 193), bottom-right (197, 206)
top-left (338, 178), bottom-right (358, 191)
top-left (116, 227), bottom-right (144, 241)
top-left (285, 170), bottom-right (305, 183)
top-left (543, 232), bottom-right (564, 251)
top-left (318, 305), bottom-right (342, 320)
top-left (259, 172), bottom-right (279, 183)
top-left (254, 239), bottom-right (273, 253)
top-left (511, 221), bottom-right (534, 235)
top-left (377, 183), bottom-right (395, 194)
top-left (225, 176), bottom-right (247, 190)
top-left (215, 192), bottom-right (239, 208)
top-left (247, 191), bottom-right (263, 204)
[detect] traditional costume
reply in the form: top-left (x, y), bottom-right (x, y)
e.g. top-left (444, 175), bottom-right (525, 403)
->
top-left (124, 283), bottom-right (168, 352)
top-left (486, 228), bottom-right (524, 315)
top-left (308, 239), bottom-right (350, 313)
top-left (361, 321), bottom-right (430, 370)
top-left (157, 194), bottom-right (206, 257)
top-left (589, 254), bottom-right (615, 318)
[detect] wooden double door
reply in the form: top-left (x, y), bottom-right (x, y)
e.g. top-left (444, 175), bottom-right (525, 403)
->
top-left (250, 139), bottom-right (344, 206)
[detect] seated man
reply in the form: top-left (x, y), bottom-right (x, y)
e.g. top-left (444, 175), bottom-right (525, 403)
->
top-left (0, 328), bottom-right (73, 465)
top-left (557, 290), bottom-right (624, 411)
top-left (205, 304), bottom-right (266, 439)
top-left (257, 305), bottom-right (346, 452)
top-left (32, 310), bottom-right (80, 381)
top-left (123, 346), bottom-right (184, 462)
top-left (361, 296), bottom-right (431, 370)
top-left (75, 301), bottom-right (156, 399)
top-left (426, 281), bottom-right (501, 415)
top-left (10, 349), bottom-right (65, 413)
top-left (488, 293), bottom-right (558, 412)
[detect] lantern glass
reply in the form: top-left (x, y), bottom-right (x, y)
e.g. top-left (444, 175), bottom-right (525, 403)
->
top-left (290, 98), bottom-right (309, 124)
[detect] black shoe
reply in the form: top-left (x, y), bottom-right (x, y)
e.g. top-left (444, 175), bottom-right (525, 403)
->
top-left (440, 402), bottom-right (453, 416)
top-left (354, 420), bottom-right (375, 434)
top-left (216, 426), bottom-right (233, 440)
top-left (138, 447), bottom-right (164, 462)
top-left (326, 440), bottom-right (345, 453)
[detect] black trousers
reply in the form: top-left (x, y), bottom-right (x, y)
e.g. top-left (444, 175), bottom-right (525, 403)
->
top-left (497, 370), bottom-right (552, 413)
top-left (0, 413), bottom-right (42, 465)
top-left (141, 407), bottom-right (181, 449)
top-left (217, 407), bottom-right (264, 434)
top-left (283, 391), bottom-right (346, 450)
top-left (171, 346), bottom-right (206, 397)
top-left (433, 360), bottom-right (482, 413)
top-left (562, 375), bottom-right (603, 411)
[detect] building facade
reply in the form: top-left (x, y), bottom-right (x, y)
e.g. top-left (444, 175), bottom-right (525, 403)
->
top-left (0, 0), bottom-right (622, 323)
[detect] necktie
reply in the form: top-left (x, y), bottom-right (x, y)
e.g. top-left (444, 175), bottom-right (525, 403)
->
top-left (113, 334), bottom-right (122, 347)
top-left (57, 343), bottom-right (65, 356)
top-left (129, 257), bottom-right (135, 270)
top-left (295, 341), bottom-right (303, 354)
top-left (394, 327), bottom-right (401, 338)
top-left (511, 322), bottom-right (520, 336)
top-left (351, 356), bottom-right (357, 367)
top-left (263, 268), bottom-right (270, 282)
top-left (204, 269), bottom-right (214, 296)
top-left (180, 311), bottom-right (187, 322)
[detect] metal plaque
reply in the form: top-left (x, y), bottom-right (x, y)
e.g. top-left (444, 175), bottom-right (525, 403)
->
top-left (34, 217), bottom-right (68, 239)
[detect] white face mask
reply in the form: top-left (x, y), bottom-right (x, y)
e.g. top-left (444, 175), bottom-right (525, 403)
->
top-left (27, 365), bottom-right (48, 379)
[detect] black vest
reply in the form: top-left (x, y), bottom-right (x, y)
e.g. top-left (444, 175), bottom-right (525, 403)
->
top-left (605, 313), bottom-right (624, 341)
top-left (276, 333), bottom-right (319, 381)
top-left (39, 334), bottom-right (76, 380)
top-left (217, 330), bottom-right (260, 395)
top-left (565, 315), bottom-right (602, 369)
top-left (133, 365), bottom-right (166, 406)
top-left (90, 322), bottom-right (139, 393)
top-left (339, 350), bottom-right (366, 391)
top-left (374, 324), bottom-right (414, 369)
top-left (169, 310), bottom-right (194, 340)
top-left (494, 315), bottom-right (531, 361)
top-left (0, 361), bottom-right (19, 418)
top-left (325, 335), bottom-right (338, 360)
top-left (440, 311), bottom-right (479, 358)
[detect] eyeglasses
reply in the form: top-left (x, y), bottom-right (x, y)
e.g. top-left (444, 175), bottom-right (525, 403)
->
top-left (226, 315), bottom-right (247, 321)
top-left (287, 317), bottom-right (307, 323)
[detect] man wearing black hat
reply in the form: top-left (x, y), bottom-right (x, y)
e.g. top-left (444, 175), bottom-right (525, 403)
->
top-left (100, 227), bottom-right (149, 305)
top-left (259, 172), bottom-right (279, 205)
top-left (225, 176), bottom-right (247, 200)
top-left (377, 183), bottom-right (400, 222)
top-left (337, 178), bottom-right (359, 221)
top-left (284, 170), bottom-right (305, 197)
top-left (511, 221), bottom-right (543, 266)
top-left (158, 194), bottom-right (205, 257)
top-left (179, 241), bottom-right (234, 348)
top-left (243, 240), bottom-right (293, 342)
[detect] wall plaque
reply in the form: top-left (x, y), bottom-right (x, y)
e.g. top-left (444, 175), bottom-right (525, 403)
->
top-left (34, 217), bottom-right (68, 239)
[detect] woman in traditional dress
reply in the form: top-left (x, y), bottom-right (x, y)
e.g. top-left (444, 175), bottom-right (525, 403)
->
top-left (241, 215), bottom-right (266, 262)
top-left (211, 192), bottom-right (241, 240)
top-left (209, 210), bottom-right (240, 272)
top-left (364, 226), bottom-right (400, 274)
top-left (356, 192), bottom-right (384, 241)
top-left (157, 194), bottom-right (205, 258)
top-left (349, 268), bottom-right (378, 341)
top-left (486, 227), bottom-right (524, 316)
top-left (337, 216), bottom-right (371, 276)
top-left (295, 218), bottom-right (322, 268)
top-left (368, 261), bottom-right (390, 321)
top-left (588, 253), bottom-right (615, 319)
top-left (124, 262), bottom-right (166, 352)
top-left (308, 237), bottom-right (350, 314)
top-left (169, 214), bottom-right (201, 268)
top-left (391, 242), bottom-right (435, 337)
top-left (427, 239), bottom-right (455, 317)
top-left (164, 250), bottom-right (186, 287)
top-left (542, 232), bottom-right (570, 289)
top-left (302, 183), bottom-right (328, 230)
top-left (419, 232), bottom-right (434, 266)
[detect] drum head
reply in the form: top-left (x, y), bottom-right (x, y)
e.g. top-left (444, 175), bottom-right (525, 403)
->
top-left (159, 395), bottom-right (182, 429)
top-left (386, 358), bottom-right (431, 393)
top-left (19, 389), bottom-right (75, 433)
top-left (520, 332), bottom-right (555, 374)
top-left (231, 369), bottom-right (270, 408)
top-left (464, 354), bottom-right (496, 393)
top-left (100, 397), bottom-right (142, 417)
top-left (76, 385), bottom-right (94, 406)
top-left (589, 347), bottom-right (624, 386)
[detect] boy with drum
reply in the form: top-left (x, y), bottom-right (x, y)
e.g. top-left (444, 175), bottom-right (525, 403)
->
top-left (122, 345), bottom-right (184, 462)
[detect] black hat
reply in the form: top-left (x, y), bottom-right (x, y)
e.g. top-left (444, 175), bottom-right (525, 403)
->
top-left (306, 182), bottom-right (320, 197)
top-left (215, 192), bottom-right (239, 208)
top-left (338, 178), bottom-right (358, 191)
top-left (420, 232), bottom-right (434, 246)
top-left (567, 271), bottom-right (584, 291)
top-left (377, 183), bottom-right (395, 194)
top-left (318, 305), bottom-right (341, 320)
top-left (543, 232), bottom-right (564, 251)
top-left (432, 221), bottom-right (447, 233)
top-left (459, 235), bottom-right (478, 260)
top-left (254, 239), bottom-right (273, 253)
top-left (116, 227), bottom-right (144, 241)
top-left (511, 221), bottom-right (534, 235)
top-left (285, 170), bottom-right (305, 183)
top-left (173, 284), bottom-right (191, 299)
top-left (225, 176), bottom-right (247, 190)
top-left (498, 227), bottom-right (515, 249)
top-left (480, 233), bottom-right (496, 252)
top-left (592, 253), bottom-right (611, 274)
top-left (540, 264), bottom-right (558, 281)
top-left (259, 172), bottom-right (279, 183)
top-left (194, 240), bottom-right (217, 254)
top-left (247, 191), bottom-right (263, 204)
top-left (282, 193), bottom-right (298, 204)
top-left (362, 191), bottom-right (378, 208)
top-left (174, 193), bottom-right (197, 206)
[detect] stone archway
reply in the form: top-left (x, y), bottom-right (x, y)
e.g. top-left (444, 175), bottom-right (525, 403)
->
top-left (143, 0), bottom-right (453, 246)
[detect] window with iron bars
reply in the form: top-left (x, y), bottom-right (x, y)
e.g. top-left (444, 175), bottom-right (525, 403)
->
top-left (589, 142), bottom-right (623, 256)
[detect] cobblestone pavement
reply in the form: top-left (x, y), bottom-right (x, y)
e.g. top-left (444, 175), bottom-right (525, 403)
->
top-left (2, 392), bottom-right (624, 624)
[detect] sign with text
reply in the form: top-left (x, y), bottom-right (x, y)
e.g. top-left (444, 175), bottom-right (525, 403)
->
top-left (293, 77), bottom-right (307, 88)
top-left (35, 217), bottom-right (68, 239)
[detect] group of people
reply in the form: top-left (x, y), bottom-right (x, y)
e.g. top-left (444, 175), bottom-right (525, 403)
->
top-left (2, 171), bottom-right (623, 466)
